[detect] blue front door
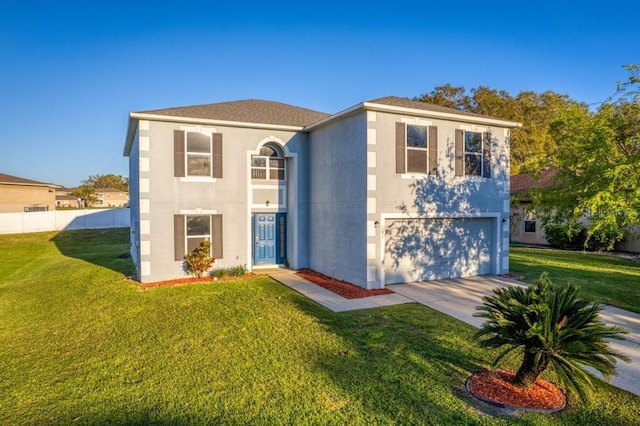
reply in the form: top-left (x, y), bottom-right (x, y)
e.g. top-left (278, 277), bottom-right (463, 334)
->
top-left (254, 213), bottom-right (277, 265)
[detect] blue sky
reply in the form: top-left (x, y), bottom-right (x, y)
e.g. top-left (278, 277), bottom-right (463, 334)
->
top-left (1, 1), bottom-right (638, 187)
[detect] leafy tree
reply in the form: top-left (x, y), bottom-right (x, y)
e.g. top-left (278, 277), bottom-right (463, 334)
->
top-left (475, 273), bottom-right (628, 397)
top-left (414, 85), bottom-right (582, 174)
top-left (184, 240), bottom-right (215, 278)
top-left (81, 174), bottom-right (129, 191)
top-left (533, 64), bottom-right (640, 250)
top-left (414, 84), bottom-right (473, 111)
top-left (72, 185), bottom-right (97, 208)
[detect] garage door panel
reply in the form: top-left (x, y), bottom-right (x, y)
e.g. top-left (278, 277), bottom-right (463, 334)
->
top-left (384, 218), bottom-right (494, 284)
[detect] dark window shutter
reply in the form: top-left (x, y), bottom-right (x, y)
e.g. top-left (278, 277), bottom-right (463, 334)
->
top-left (174, 130), bottom-right (185, 177)
top-left (482, 132), bottom-right (491, 178)
top-left (212, 214), bottom-right (223, 259)
top-left (174, 215), bottom-right (185, 261)
top-left (428, 126), bottom-right (438, 175)
top-left (212, 133), bottom-right (223, 179)
top-left (455, 129), bottom-right (464, 177)
top-left (395, 122), bottom-right (406, 174)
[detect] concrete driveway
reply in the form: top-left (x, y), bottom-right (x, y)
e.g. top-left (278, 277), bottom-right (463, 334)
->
top-left (389, 275), bottom-right (640, 397)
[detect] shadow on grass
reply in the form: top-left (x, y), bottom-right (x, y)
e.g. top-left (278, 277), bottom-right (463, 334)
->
top-left (510, 247), bottom-right (640, 313)
top-left (50, 228), bottom-right (134, 277)
top-left (286, 295), bottom-right (536, 424)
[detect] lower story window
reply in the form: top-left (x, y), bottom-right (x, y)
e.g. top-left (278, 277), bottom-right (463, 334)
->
top-left (524, 219), bottom-right (536, 233)
top-left (24, 205), bottom-right (48, 212)
top-left (174, 214), bottom-right (223, 261)
top-left (186, 215), bottom-right (211, 253)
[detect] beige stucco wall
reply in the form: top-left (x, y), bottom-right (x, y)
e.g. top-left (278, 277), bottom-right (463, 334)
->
top-left (96, 191), bottom-right (129, 207)
top-left (510, 202), bottom-right (549, 245)
top-left (0, 183), bottom-right (56, 213)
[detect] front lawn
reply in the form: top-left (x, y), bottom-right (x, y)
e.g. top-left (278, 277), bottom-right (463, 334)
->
top-left (510, 246), bottom-right (640, 313)
top-left (1, 230), bottom-right (638, 424)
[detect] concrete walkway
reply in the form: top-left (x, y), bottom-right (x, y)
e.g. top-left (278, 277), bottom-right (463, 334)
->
top-left (269, 271), bottom-right (413, 312)
top-left (389, 276), bottom-right (640, 398)
top-left (271, 270), bottom-right (640, 397)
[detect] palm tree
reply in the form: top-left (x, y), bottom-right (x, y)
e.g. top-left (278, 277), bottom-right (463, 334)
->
top-left (475, 273), bottom-right (629, 396)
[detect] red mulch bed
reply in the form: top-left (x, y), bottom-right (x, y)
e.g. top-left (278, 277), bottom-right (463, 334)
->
top-left (296, 269), bottom-right (394, 299)
top-left (467, 370), bottom-right (566, 411)
top-left (500, 273), bottom-right (524, 280)
top-left (139, 274), bottom-right (255, 290)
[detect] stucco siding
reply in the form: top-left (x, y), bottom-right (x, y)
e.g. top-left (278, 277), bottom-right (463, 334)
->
top-left (128, 128), bottom-right (141, 273)
top-left (137, 120), bottom-right (307, 282)
top-left (369, 111), bottom-right (511, 283)
top-left (0, 184), bottom-right (55, 213)
top-left (309, 112), bottom-right (368, 286)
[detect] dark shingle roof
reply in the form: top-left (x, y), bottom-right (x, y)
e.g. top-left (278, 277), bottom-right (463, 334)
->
top-left (367, 96), bottom-right (508, 121)
top-left (139, 99), bottom-right (331, 127)
top-left (511, 167), bottom-right (560, 197)
top-left (95, 187), bottom-right (127, 193)
top-left (0, 173), bottom-right (51, 186)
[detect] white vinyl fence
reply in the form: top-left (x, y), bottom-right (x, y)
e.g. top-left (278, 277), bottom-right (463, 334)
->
top-left (0, 209), bottom-right (130, 234)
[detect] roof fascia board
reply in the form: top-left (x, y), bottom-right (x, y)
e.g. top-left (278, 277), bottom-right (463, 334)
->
top-left (361, 102), bottom-right (522, 128)
top-left (130, 112), bottom-right (305, 131)
top-left (0, 181), bottom-right (59, 188)
top-left (123, 116), bottom-right (138, 156)
top-left (304, 102), bottom-right (522, 131)
top-left (303, 103), bottom-right (365, 131)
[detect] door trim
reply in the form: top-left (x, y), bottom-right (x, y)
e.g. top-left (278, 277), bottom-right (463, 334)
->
top-left (252, 212), bottom-right (287, 266)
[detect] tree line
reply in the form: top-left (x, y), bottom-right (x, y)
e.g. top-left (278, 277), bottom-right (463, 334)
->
top-left (72, 174), bottom-right (129, 207)
top-left (415, 64), bottom-right (640, 250)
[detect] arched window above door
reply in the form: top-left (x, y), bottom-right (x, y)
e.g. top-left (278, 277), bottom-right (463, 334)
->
top-left (251, 144), bottom-right (285, 181)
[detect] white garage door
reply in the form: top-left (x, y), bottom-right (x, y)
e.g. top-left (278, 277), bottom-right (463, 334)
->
top-left (384, 217), bottom-right (494, 284)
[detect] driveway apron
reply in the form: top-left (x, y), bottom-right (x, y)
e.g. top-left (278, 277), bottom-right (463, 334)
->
top-left (389, 275), bottom-right (640, 397)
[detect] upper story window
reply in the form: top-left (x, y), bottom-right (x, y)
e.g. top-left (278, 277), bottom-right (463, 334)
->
top-left (174, 130), bottom-right (223, 179)
top-left (464, 131), bottom-right (483, 176)
top-left (455, 129), bottom-right (491, 178)
top-left (186, 132), bottom-right (212, 176)
top-left (395, 123), bottom-right (438, 175)
top-left (251, 145), bottom-right (285, 181)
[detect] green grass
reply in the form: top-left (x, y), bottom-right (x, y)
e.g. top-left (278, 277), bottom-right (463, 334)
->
top-left (1, 230), bottom-right (639, 424)
top-left (510, 246), bottom-right (640, 313)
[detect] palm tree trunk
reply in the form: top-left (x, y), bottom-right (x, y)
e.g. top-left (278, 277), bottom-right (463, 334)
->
top-left (513, 350), bottom-right (550, 388)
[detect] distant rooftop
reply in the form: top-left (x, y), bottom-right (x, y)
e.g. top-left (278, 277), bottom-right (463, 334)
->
top-left (0, 173), bottom-right (55, 187)
top-left (511, 167), bottom-right (560, 197)
top-left (95, 187), bottom-right (128, 193)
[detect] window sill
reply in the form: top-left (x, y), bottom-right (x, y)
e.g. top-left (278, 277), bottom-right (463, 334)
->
top-left (457, 176), bottom-right (489, 182)
top-left (179, 177), bottom-right (218, 183)
top-left (400, 173), bottom-right (431, 180)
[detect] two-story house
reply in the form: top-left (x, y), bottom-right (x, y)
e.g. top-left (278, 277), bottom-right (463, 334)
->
top-left (124, 97), bottom-right (520, 287)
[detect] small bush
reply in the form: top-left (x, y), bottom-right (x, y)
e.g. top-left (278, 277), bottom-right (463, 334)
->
top-left (585, 224), bottom-right (625, 251)
top-left (211, 268), bottom-right (227, 279)
top-left (543, 222), bottom-right (586, 249)
top-left (211, 265), bottom-right (247, 279)
top-left (184, 241), bottom-right (215, 278)
top-left (228, 265), bottom-right (247, 277)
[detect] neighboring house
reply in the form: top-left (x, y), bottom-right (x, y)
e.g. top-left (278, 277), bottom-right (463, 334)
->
top-left (510, 167), bottom-right (559, 246)
top-left (94, 188), bottom-right (129, 207)
top-left (0, 173), bottom-right (57, 213)
top-left (56, 187), bottom-right (80, 208)
top-left (55, 194), bottom-right (81, 208)
top-left (124, 97), bottom-right (520, 286)
top-left (510, 167), bottom-right (640, 252)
